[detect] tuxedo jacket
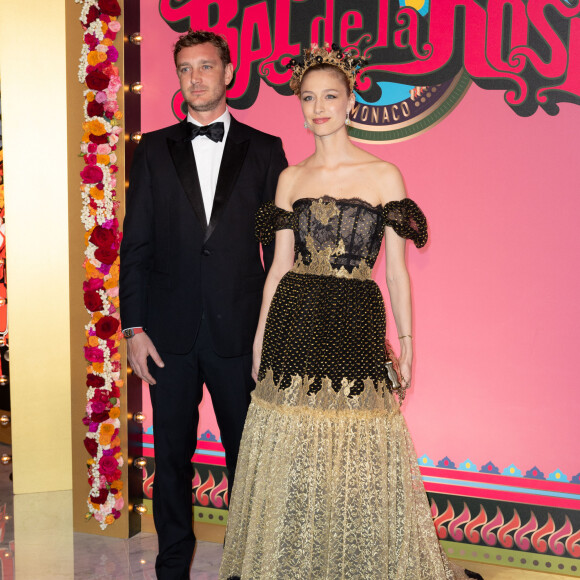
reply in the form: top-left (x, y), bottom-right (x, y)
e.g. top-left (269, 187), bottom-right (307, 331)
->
top-left (119, 116), bottom-right (288, 356)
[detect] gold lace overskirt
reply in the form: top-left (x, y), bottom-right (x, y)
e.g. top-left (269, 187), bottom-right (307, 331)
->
top-left (219, 383), bottom-right (469, 579)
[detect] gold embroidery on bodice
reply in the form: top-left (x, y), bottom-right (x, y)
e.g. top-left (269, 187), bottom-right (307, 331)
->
top-left (291, 197), bottom-right (383, 281)
top-left (291, 235), bottom-right (374, 280)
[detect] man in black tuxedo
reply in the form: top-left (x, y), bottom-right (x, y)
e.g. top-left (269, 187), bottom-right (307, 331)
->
top-left (119, 30), bottom-right (287, 579)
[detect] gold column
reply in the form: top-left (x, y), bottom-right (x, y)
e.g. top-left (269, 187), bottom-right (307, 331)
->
top-left (0, 0), bottom-right (72, 494)
top-left (66, 0), bottom-right (133, 537)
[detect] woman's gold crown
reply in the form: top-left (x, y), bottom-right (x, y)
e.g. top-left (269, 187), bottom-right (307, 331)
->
top-left (287, 43), bottom-right (367, 95)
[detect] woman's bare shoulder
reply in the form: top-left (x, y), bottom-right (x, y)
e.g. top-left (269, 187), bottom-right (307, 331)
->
top-left (369, 160), bottom-right (407, 204)
top-left (275, 165), bottom-right (305, 209)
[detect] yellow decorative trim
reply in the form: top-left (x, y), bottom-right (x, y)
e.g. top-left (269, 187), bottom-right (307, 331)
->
top-left (254, 368), bottom-right (400, 417)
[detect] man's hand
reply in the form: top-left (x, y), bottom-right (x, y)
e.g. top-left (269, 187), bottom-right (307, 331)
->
top-left (126, 332), bottom-right (164, 385)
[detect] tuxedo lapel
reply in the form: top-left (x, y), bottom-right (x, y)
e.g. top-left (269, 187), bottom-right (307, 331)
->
top-left (206, 117), bottom-right (249, 242)
top-left (167, 121), bottom-right (208, 231)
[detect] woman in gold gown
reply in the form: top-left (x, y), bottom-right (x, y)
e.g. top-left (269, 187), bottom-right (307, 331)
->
top-left (219, 45), bottom-right (483, 580)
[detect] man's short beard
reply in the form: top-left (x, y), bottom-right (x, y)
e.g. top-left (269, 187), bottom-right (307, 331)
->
top-left (188, 86), bottom-right (226, 113)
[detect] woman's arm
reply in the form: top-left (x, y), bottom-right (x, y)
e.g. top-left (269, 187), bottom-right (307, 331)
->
top-left (252, 169), bottom-right (297, 380)
top-left (384, 228), bottom-right (413, 387)
top-left (380, 164), bottom-right (413, 388)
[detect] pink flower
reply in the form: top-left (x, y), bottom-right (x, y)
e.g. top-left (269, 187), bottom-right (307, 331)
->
top-left (108, 76), bottom-right (122, 93)
top-left (107, 46), bottom-right (119, 63)
top-left (83, 277), bottom-right (104, 292)
top-left (84, 346), bottom-right (105, 363)
top-left (101, 218), bottom-right (117, 229)
top-left (108, 20), bottom-right (121, 33)
top-left (81, 165), bottom-right (103, 184)
top-left (109, 153), bottom-right (117, 164)
top-left (98, 262), bottom-right (111, 275)
top-left (109, 134), bottom-right (119, 145)
top-left (97, 144), bottom-right (112, 155)
top-left (91, 401), bottom-right (107, 414)
top-left (114, 497), bottom-right (124, 510)
top-left (80, 143), bottom-right (89, 154)
top-left (103, 100), bottom-right (118, 114)
top-left (99, 455), bottom-right (118, 475)
top-left (95, 91), bottom-right (108, 104)
top-left (106, 286), bottom-right (119, 298)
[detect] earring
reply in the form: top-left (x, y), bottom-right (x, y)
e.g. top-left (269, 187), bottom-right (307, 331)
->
top-left (345, 114), bottom-right (351, 126)
top-left (304, 121), bottom-right (308, 129)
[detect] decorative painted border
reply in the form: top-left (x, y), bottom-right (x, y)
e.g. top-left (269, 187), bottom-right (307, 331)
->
top-left (134, 428), bottom-right (580, 574)
top-left (419, 454), bottom-right (580, 485)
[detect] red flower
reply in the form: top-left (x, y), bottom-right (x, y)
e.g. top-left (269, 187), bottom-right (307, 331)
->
top-left (85, 5), bottom-right (101, 26)
top-left (90, 226), bottom-right (115, 248)
top-left (95, 316), bottom-right (119, 339)
top-left (87, 100), bottom-right (104, 117)
top-left (87, 374), bottom-right (106, 388)
top-left (111, 385), bottom-right (120, 398)
top-left (98, 0), bottom-right (121, 16)
top-left (84, 437), bottom-right (99, 456)
top-left (94, 247), bottom-right (118, 265)
top-left (99, 455), bottom-right (119, 475)
top-left (90, 488), bottom-right (109, 505)
top-left (89, 133), bottom-right (109, 145)
top-left (105, 468), bottom-right (122, 483)
top-left (92, 389), bottom-right (111, 403)
top-left (84, 290), bottom-right (103, 312)
top-left (91, 410), bottom-right (110, 423)
top-left (81, 165), bottom-right (103, 184)
top-left (84, 33), bottom-right (98, 50)
top-left (86, 70), bottom-right (110, 91)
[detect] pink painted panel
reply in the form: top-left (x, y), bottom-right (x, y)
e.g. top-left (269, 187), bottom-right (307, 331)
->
top-left (139, 3), bottom-right (580, 478)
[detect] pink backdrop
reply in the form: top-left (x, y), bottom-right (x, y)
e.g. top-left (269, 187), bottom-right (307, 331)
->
top-left (140, 6), bottom-right (580, 479)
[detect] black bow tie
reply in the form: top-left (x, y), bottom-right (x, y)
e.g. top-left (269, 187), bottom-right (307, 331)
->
top-left (185, 121), bottom-right (225, 143)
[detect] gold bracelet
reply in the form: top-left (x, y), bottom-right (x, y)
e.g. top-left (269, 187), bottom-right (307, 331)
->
top-left (398, 334), bottom-right (413, 340)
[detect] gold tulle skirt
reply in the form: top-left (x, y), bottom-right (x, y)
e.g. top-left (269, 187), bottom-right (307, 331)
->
top-left (219, 375), bottom-right (470, 579)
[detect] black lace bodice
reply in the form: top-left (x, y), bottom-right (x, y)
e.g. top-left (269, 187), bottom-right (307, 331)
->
top-left (256, 196), bottom-right (427, 279)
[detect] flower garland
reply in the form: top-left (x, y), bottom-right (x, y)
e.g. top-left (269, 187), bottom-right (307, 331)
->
top-left (77, 0), bottom-right (124, 529)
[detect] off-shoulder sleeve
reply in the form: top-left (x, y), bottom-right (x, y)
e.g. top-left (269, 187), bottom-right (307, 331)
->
top-left (382, 198), bottom-right (428, 248)
top-left (255, 201), bottom-right (296, 246)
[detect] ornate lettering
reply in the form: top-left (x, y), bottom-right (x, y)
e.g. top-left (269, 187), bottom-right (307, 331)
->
top-left (159, 0), bottom-right (580, 116)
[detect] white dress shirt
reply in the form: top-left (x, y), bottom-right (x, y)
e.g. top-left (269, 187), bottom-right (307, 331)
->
top-left (187, 109), bottom-right (231, 223)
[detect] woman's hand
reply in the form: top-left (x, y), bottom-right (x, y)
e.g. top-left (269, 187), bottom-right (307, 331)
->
top-left (398, 356), bottom-right (412, 390)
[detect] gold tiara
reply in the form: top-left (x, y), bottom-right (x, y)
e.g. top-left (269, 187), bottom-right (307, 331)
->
top-left (287, 43), bottom-right (367, 95)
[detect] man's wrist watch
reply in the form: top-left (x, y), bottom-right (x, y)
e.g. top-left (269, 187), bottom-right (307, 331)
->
top-left (123, 327), bottom-right (144, 339)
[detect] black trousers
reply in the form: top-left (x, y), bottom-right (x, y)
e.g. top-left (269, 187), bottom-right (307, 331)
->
top-left (149, 316), bottom-right (254, 580)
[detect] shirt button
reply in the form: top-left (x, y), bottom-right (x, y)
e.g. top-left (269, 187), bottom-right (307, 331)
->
top-left (201, 248), bottom-right (211, 256)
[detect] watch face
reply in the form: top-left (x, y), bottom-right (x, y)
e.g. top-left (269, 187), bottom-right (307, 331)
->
top-left (123, 329), bottom-right (134, 339)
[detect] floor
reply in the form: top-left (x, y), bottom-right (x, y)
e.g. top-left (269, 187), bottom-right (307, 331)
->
top-left (0, 445), bottom-right (572, 579)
